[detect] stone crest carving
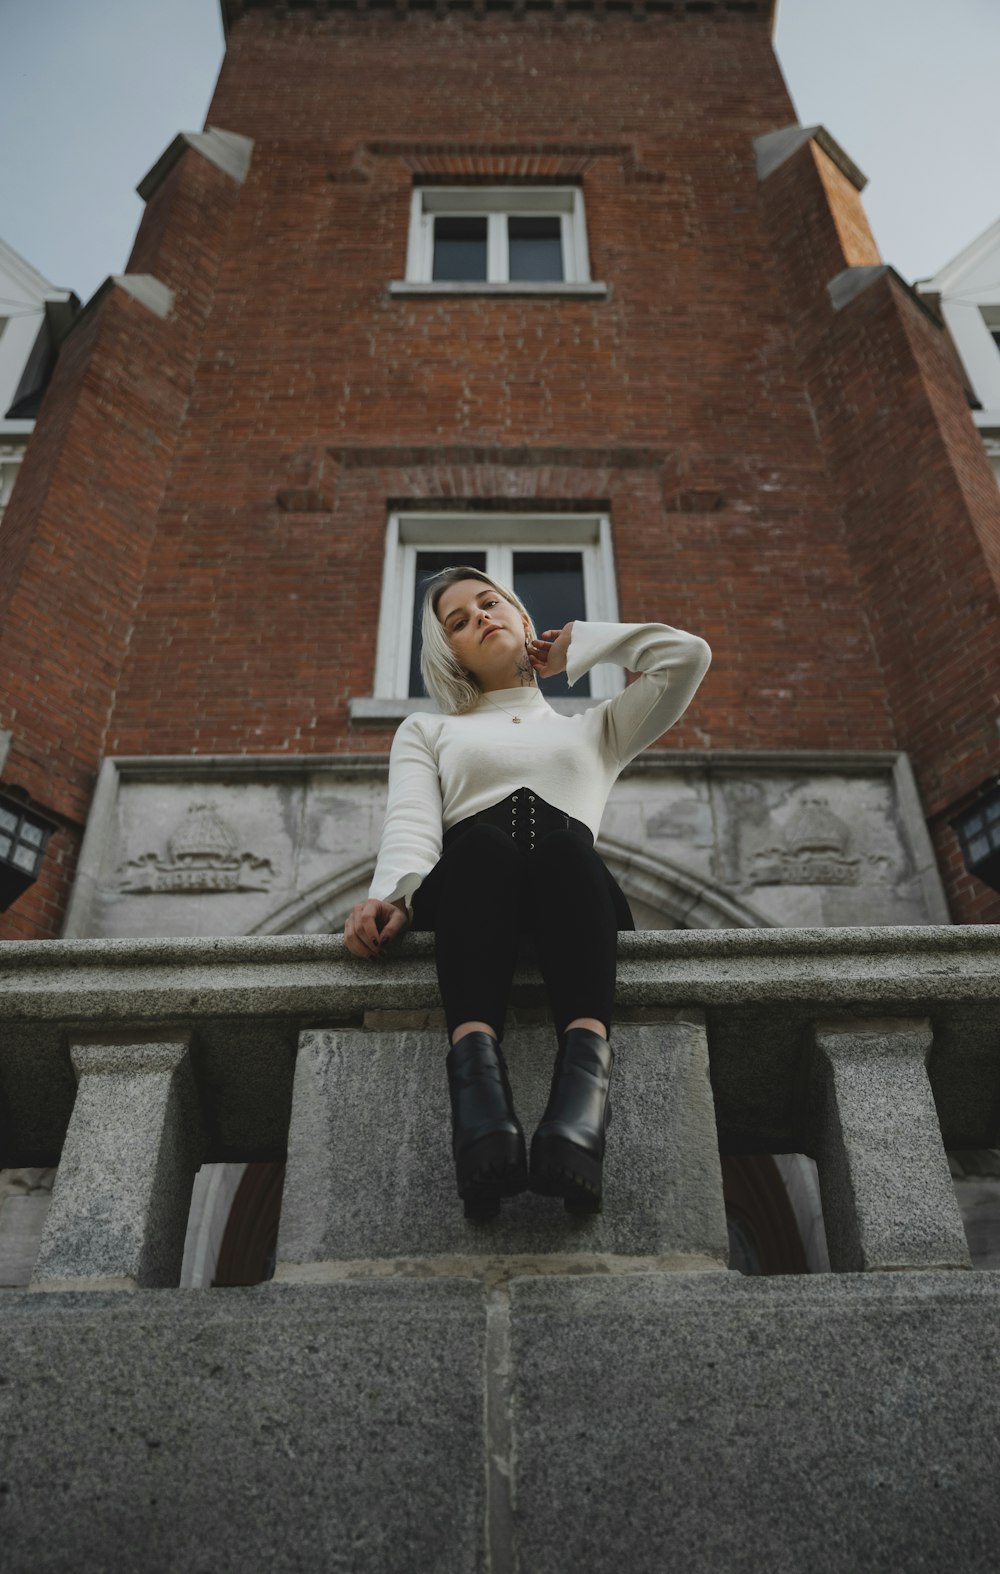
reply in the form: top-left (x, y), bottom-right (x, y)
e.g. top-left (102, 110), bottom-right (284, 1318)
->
top-left (119, 803), bottom-right (275, 894)
top-left (748, 796), bottom-right (862, 886)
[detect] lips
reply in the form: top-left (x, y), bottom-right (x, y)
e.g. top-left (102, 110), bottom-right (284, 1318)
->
top-left (481, 626), bottom-right (501, 643)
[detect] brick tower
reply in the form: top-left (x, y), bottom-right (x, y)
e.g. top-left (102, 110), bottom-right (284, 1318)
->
top-left (3, 7), bottom-right (1000, 1568)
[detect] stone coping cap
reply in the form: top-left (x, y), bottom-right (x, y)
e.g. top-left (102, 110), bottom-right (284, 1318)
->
top-left (221, 0), bottom-right (775, 37)
top-left (1, 924), bottom-right (998, 975)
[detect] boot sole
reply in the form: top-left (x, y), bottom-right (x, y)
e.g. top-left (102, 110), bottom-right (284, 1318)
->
top-left (456, 1129), bottom-right (528, 1217)
top-left (528, 1134), bottom-right (604, 1212)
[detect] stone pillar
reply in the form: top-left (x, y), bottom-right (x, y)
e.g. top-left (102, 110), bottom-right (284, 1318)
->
top-left (812, 1018), bottom-right (971, 1273)
top-left (276, 1017), bottom-right (728, 1272)
top-left (32, 1036), bottom-right (204, 1289)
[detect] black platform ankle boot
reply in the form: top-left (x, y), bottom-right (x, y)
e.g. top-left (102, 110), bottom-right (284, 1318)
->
top-left (529, 1028), bottom-right (614, 1213)
top-left (446, 1031), bottom-right (528, 1218)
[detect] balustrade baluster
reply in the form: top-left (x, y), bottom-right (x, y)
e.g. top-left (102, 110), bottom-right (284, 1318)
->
top-left (811, 1018), bottom-right (971, 1273)
top-left (32, 1035), bottom-right (204, 1290)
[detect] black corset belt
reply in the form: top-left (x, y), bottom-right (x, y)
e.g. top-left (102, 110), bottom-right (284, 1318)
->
top-left (442, 788), bottom-right (593, 856)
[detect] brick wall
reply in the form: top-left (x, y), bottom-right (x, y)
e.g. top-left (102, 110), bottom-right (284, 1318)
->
top-left (2, 5), bottom-right (997, 932)
top-left (759, 137), bottom-right (1000, 923)
top-left (108, 11), bottom-right (890, 764)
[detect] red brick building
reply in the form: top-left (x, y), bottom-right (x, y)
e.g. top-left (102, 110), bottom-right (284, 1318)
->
top-left (2, 0), bottom-right (1000, 945)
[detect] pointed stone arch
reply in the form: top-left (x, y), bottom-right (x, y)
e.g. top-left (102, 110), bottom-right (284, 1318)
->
top-left (596, 833), bottom-right (772, 930)
top-left (250, 837), bottom-right (770, 936)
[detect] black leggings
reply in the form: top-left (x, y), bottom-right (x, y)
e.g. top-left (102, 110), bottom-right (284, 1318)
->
top-left (410, 822), bottom-right (633, 1043)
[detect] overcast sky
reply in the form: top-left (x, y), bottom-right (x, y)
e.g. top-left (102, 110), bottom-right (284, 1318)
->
top-left (1, 0), bottom-right (997, 303)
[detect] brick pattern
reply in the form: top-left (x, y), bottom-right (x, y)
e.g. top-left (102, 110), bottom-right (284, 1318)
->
top-left (759, 138), bottom-right (1000, 923)
top-left (107, 12), bottom-right (886, 765)
top-left (808, 144), bottom-right (881, 270)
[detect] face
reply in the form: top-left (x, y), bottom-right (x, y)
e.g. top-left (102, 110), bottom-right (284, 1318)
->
top-left (436, 578), bottom-right (529, 686)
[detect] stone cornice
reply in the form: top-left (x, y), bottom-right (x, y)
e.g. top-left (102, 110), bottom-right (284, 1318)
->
top-left (220, 0), bottom-right (774, 39)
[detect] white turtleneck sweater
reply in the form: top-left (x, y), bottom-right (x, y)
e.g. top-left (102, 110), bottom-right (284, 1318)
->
top-left (368, 620), bottom-right (712, 912)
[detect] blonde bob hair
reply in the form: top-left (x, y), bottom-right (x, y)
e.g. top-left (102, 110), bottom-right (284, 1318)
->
top-left (419, 565), bottom-right (538, 715)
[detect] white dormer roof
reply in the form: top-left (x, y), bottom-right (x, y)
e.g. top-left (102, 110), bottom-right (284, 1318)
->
top-left (0, 238), bottom-right (77, 433)
top-left (916, 217), bottom-right (1000, 304)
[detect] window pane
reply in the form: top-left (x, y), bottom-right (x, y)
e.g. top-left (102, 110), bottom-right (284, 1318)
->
top-left (12, 844), bottom-right (37, 873)
top-left (508, 216), bottom-right (563, 282)
top-left (0, 807), bottom-right (17, 834)
top-left (513, 551), bottom-right (589, 699)
top-left (0, 834), bottom-right (11, 858)
top-left (410, 552), bottom-right (489, 698)
top-left (20, 821), bottom-right (43, 847)
top-left (433, 216), bottom-right (488, 281)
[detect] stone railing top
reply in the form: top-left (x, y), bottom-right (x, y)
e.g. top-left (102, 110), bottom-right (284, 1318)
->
top-left (2, 925), bottom-right (1000, 1015)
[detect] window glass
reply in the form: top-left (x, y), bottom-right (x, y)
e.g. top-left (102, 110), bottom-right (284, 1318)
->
top-left (508, 216), bottom-right (563, 283)
top-left (12, 844), bottom-right (37, 873)
top-left (432, 216), bottom-right (488, 282)
top-left (0, 807), bottom-right (17, 834)
top-left (513, 551), bottom-right (589, 699)
top-left (409, 551), bottom-right (489, 698)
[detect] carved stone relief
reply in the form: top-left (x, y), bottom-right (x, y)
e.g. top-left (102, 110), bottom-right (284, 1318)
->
top-left (747, 795), bottom-right (868, 886)
top-left (119, 802), bottom-right (275, 894)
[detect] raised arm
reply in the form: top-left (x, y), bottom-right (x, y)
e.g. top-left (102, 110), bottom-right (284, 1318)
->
top-left (572, 621), bottom-right (711, 764)
top-left (533, 619), bottom-right (711, 767)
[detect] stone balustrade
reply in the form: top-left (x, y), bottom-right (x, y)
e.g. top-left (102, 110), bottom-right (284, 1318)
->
top-left (2, 924), bottom-right (997, 1287)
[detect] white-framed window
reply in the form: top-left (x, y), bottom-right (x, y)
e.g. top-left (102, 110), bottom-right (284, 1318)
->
top-left (404, 187), bottom-right (592, 286)
top-left (372, 511), bottom-right (622, 706)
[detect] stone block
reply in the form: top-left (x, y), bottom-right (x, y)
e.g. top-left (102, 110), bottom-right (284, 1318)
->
top-left (277, 1019), bottom-right (728, 1268)
top-left (0, 1279), bottom-right (485, 1573)
top-left (509, 1271), bottom-right (1000, 1573)
top-left (812, 1018), bottom-right (971, 1272)
top-left (0, 1192), bottom-right (50, 1287)
top-left (33, 1037), bottom-right (204, 1288)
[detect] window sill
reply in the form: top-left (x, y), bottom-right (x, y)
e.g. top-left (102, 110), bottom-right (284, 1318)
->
top-left (388, 281), bottom-right (609, 299)
top-left (350, 696), bottom-right (598, 724)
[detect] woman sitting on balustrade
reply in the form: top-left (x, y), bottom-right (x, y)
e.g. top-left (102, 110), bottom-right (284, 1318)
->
top-left (343, 566), bottom-right (711, 1217)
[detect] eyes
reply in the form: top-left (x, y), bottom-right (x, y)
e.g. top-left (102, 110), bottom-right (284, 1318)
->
top-left (448, 597), bottom-right (500, 634)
